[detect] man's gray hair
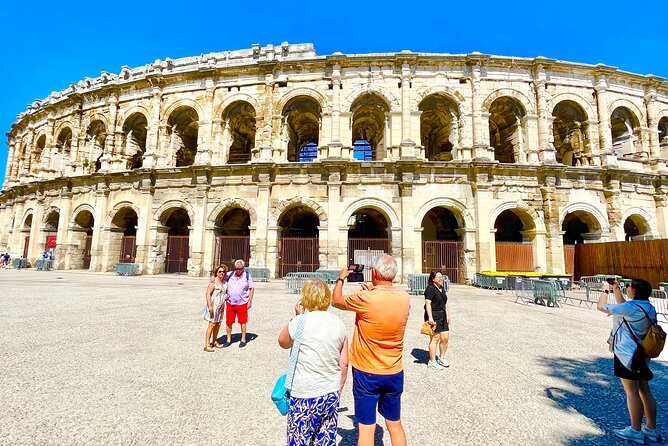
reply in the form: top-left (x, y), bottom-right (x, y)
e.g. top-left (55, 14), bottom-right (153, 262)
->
top-left (372, 254), bottom-right (398, 281)
top-left (234, 259), bottom-right (245, 268)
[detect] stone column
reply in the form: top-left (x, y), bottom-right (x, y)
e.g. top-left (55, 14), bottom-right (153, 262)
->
top-left (540, 181), bottom-right (566, 274)
top-left (595, 73), bottom-right (615, 166)
top-left (4, 138), bottom-right (16, 188)
top-left (254, 171), bottom-right (271, 273)
top-left (400, 63), bottom-right (416, 158)
top-left (645, 83), bottom-right (661, 160)
top-left (101, 96), bottom-right (118, 172)
top-left (89, 188), bottom-right (109, 271)
top-left (196, 80), bottom-right (215, 165)
top-left (256, 73), bottom-right (275, 162)
top-left (41, 117), bottom-right (56, 178)
top-left (27, 205), bottom-right (44, 263)
top-left (468, 58), bottom-right (491, 159)
top-left (534, 78), bottom-right (556, 163)
top-left (328, 64), bottom-right (343, 158)
top-left (144, 86), bottom-right (162, 168)
top-left (473, 170), bottom-right (494, 271)
top-left (135, 173), bottom-right (154, 274)
top-left (188, 173), bottom-right (210, 276)
top-left (654, 186), bottom-right (668, 239)
top-left (399, 171), bottom-right (415, 281)
top-left (604, 179), bottom-right (622, 241)
top-left (326, 169), bottom-right (342, 267)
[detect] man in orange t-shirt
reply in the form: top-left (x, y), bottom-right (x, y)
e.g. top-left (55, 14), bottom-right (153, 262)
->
top-left (332, 254), bottom-right (410, 446)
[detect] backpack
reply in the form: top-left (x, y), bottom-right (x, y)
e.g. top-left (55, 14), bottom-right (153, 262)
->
top-left (624, 304), bottom-right (666, 359)
top-left (226, 270), bottom-right (250, 281)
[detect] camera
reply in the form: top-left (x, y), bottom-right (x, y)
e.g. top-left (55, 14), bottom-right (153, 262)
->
top-left (605, 278), bottom-right (616, 285)
top-left (347, 264), bottom-right (365, 282)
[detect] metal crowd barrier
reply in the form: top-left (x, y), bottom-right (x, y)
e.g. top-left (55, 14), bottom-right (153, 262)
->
top-left (514, 278), bottom-right (560, 307)
top-left (114, 263), bottom-right (141, 276)
top-left (651, 289), bottom-right (668, 323)
top-left (11, 258), bottom-right (28, 269)
top-left (246, 267), bottom-right (270, 282)
top-left (35, 259), bottom-right (53, 271)
top-left (315, 268), bottom-right (340, 284)
top-left (284, 272), bottom-right (329, 294)
top-left (406, 274), bottom-right (450, 295)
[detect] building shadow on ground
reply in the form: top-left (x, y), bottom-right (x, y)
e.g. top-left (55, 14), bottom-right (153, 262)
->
top-left (410, 347), bottom-right (430, 365)
top-left (337, 414), bottom-right (385, 446)
top-left (539, 355), bottom-right (668, 445)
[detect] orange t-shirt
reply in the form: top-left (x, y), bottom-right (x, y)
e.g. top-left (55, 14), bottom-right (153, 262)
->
top-left (344, 285), bottom-right (410, 375)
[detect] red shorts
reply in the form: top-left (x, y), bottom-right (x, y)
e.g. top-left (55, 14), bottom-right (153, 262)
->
top-left (226, 301), bottom-right (249, 326)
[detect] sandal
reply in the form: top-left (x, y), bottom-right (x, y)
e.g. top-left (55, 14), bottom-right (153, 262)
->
top-left (204, 346), bottom-right (215, 352)
top-left (213, 342), bottom-right (225, 348)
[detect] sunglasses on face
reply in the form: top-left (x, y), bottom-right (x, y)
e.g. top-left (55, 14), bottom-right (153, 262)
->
top-left (217, 271), bottom-right (225, 274)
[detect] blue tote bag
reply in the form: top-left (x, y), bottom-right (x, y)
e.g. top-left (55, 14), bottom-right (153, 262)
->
top-left (271, 315), bottom-right (306, 415)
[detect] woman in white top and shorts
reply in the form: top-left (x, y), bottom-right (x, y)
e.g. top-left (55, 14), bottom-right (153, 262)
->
top-left (278, 279), bottom-right (349, 446)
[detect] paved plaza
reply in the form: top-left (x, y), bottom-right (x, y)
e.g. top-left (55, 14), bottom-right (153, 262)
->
top-left (1, 269), bottom-right (667, 446)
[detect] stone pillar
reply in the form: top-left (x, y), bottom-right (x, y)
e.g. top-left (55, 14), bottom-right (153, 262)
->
top-left (27, 205), bottom-right (44, 264)
top-left (326, 169), bottom-right (342, 267)
top-left (399, 172), bottom-right (415, 280)
top-left (400, 63), bottom-right (416, 158)
top-left (89, 188), bottom-right (109, 271)
top-left (135, 174), bottom-right (154, 274)
top-left (534, 77), bottom-right (556, 163)
top-left (595, 73), bottom-right (615, 165)
top-left (604, 178), bottom-right (622, 241)
top-left (254, 171), bottom-right (271, 273)
top-left (4, 138), bottom-right (16, 188)
top-left (459, 227), bottom-right (478, 284)
top-left (196, 80), bottom-right (215, 165)
top-left (41, 117), bottom-right (55, 177)
top-left (144, 86), bottom-right (162, 168)
top-left (469, 61), bottom-right (491, 158)
top-left (654, 186), bottom-right (668, 239)
top-left (645, 84), bottom-right (661, 160)
top-left (540, 181), bottom-right (566, 274)
top-left (473, 171), bottom-right (494, 271)
top-left (328, 64), bottom-right (343, 158)
top-left (188, 173), bottom-right (210, 276)
top-left (101, 96), bottom-right (119, 172)
top-left (54, 190), bottom-right (73, 270)
top-left (256, 73), bottom-right (275, 162)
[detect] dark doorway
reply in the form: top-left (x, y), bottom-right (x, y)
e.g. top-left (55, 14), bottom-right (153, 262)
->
top-left (165, 209), bottom-right (190, 273)
top-left (214, 208), bottom-right (251, 271)
top-left (348, 208), bottom-right (390, 281)
top-left (278, 206), bottom-right (320, 277)
top-left (421, 207), bottom-right (462, 283)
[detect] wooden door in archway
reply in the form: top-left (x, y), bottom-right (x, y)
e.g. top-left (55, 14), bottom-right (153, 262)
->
top-left (166, 235), bottom-right (189, 273)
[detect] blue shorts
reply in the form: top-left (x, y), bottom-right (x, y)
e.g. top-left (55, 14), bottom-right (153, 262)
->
top-left (352, 367), bottom-right (404, 425)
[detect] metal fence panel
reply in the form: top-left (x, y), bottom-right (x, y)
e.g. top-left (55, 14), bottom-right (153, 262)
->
top-left (279, 237), bottom-right (319, 277)
top-left (422, 241), bottom-right (462, 283)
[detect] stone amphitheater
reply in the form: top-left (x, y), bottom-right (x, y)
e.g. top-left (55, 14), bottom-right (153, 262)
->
top-left (1, 42), bottom-right (667, 280)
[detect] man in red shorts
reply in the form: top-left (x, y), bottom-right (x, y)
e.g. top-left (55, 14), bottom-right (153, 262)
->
top-left (224, 259), bottom-right (254, 348)
top-left (332, 254), bottom-right (410, 446)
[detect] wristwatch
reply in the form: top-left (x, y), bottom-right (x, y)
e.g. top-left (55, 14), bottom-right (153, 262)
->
top-left (336, 278), bottom-right (345, 285)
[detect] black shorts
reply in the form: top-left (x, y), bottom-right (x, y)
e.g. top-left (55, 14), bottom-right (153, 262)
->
top-left (614, 350), bottom-right (653, 381)
top-left (424, 311), bottom-right (449, 333)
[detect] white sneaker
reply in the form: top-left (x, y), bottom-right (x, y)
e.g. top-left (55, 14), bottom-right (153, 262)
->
top-left (642, 426), bottom-right (661, 443)
top-left (436, 356), bottom-right (450, 368)
top-left (613, 426), bottom-right (645, 444)
top-left (427, 360), bottom-right (444, 370)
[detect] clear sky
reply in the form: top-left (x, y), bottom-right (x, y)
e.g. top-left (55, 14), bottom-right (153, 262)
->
top-left (1, 0), bottom-right (665, 183)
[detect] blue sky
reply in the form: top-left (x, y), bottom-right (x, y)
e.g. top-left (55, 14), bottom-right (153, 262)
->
top-left (1, 0), bottom-right (665, 183)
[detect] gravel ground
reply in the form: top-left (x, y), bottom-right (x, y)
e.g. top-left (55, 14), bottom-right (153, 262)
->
top-left (0, 269), bottom-right (666, 446)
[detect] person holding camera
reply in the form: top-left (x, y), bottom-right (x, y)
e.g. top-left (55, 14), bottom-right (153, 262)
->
top-left (424, 271), bottom-right (450, 370)
top-left (597, 278), bottom-right (660, 443)
top-left (332, 254), bottom-right (410, 446)
top-left (278, 279), bottom-right (348, 445)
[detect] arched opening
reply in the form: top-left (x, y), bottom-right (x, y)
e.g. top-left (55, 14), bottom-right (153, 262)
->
top-left (659, 117), bottom-right (668, 159)
top-left (224, 101), bottom-right (256, 164)
top-left (21, 214), bottom-right (33, 258)
top-left (278, 206), bottom-right (320, 276)
top-left (43, 210), bottom-right (59, 261)
top-left (168, 107), bottom-right (199, 167)
top-left (351, 94), bottom-right (389, 161)
top-left (610, 107), bottom-right (640, 157)
top-left (489, 97), bottom-right (526, 163)
top-left (32, 135), bottom-right (46, 173)
top-left (421, 207), bottom-right (463, 283)
top-left (85, 120), bottom-right (106, 173)
top-left (111, 208), bottom-right (138, 263)
top-left (419, 94), bottom-right (459, 161)
top-left (283, 96), bottom-right (321, 162)
top-left (55, 128), bottom-right (72, 172)
top-left (494, 209), bottom-right (535, 271)
top-left (552, 101), bottom-right (589, 166)
top-left (73, 210), bottom-right (95, 269)
top-left (213, 207), bottom-right (251, 270)
top-left (348, 207), bottom-right (390, 280)
top-left (624, 215), bottom-right (650, 241)
top-left (164, 208), bottom-right (191, 273)
top-left (123, 113), bottom-right (148, 170)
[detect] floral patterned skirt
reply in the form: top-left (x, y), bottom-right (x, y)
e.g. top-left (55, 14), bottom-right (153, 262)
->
top-left (287, 391), bottom-right (340, 446)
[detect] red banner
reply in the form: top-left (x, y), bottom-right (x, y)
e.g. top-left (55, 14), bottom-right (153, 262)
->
top-left (46, 236), bottom-right (57, 248)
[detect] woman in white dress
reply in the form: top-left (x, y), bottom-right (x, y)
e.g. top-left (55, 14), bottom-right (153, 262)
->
top-left (203, 264), bottom-right (228, 352)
